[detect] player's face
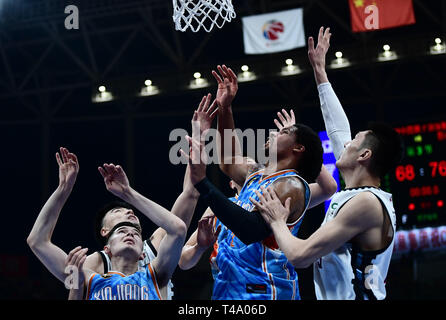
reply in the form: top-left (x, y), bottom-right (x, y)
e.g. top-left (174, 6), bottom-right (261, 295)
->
top-left (336, 130), bottom-right (370, 169)
top-left (107, 225), bottom-right (143, 257)
top-left (265, 126), bottom-right (298, 156)
top-left (102, 207), bottom-right (141, 238)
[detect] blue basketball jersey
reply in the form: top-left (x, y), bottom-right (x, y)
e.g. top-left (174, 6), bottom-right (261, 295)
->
top-left (86, 264), bottom-right (162, 300)
top-left (209, 169), bottom-right (311, 300)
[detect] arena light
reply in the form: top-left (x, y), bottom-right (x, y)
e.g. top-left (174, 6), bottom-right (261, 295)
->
top-left (93, 85), bottom-right (113, 103)
top-left (140, 79), bottom-right (159, 96)
top-left (237, 65), bottom-right (256, 82)
top-left (281, 58), bottom-right (301, 76)
top-left (430, 38), bottom-right (445, 55)
top-left (189, 72), bottom-right (209, 89)
top-left (378, 44), bottom-right (397, 61)
top-left (330, 51), bottom-right (350, 68)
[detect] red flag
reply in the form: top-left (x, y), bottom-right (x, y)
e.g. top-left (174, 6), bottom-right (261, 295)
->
top-left (349, 0), bottom-right (416, 32)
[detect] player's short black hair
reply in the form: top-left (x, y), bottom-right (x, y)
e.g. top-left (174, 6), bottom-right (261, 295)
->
top-left (94, 201), bottom-right (138, 246)
top-left (293, 123), bottom-right (324, 183)
top-left (361, 122), bottom-right (404, 178)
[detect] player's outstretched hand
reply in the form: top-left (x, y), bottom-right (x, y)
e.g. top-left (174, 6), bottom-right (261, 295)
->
top-left (180, 133), bottom-right (207, 186)
top-left (308, 26), bottom-right (332, 70)
top-left (64, 246), bottom-right (88, 290)
top-left (56, 147), bottom-right (80, 190)
top-left (98, 163), bottom-right (131, 200)
top-left (211, 64), bottom-right (238, 109)
top-left (193, 93), bottom-right (218, 137)
top-left (250, 186), bottom-right (291, 226)
top-left (274, 109), bottom-right (296, 130)
top-left (197, 214), bottom-right (221, 249)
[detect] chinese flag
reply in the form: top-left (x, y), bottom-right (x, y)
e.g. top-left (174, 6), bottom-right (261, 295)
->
top-left (349, 0), bottom-right (416, 32)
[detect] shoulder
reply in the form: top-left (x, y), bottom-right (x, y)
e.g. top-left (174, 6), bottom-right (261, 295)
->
top-left (271, 176), bottom-right (305, 197)
top-left (84, 251), bottom-right (105, 274)
top-left (338, 191), bottom-right (383, 226)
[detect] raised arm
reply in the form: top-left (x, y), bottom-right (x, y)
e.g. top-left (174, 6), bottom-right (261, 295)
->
top-left (27, 147), bottom-right (79, 282)
top-left (213, 65), bottom-right (255, 186)
top-left (98, 164), bottom-right (186, 287)
top-left (308, 27), bottom-right (351, 160)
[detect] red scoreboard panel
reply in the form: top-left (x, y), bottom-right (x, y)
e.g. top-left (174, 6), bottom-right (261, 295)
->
top-left (390, 120), bottom-right (446, 230)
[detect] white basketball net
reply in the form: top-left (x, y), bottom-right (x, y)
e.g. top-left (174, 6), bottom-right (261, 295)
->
top-left (172, 0), bottom-right (236, 32)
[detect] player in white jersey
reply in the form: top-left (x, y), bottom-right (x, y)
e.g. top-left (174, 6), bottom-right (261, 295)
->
top-left (251, 27), bottom-right (404, 300)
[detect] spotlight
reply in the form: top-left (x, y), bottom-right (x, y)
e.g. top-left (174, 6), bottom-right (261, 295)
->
top-left (281, 58), bottom-right (301, 76)
top-left (378, 44), bottom-right (397, 61)
top-left (330, 51), bottom-right (350, 68)
top-left (430, 38), bottom-right (445, 55)
top-left (189, 72), bottom-right (209, 89)
top-left (140, 79), bottom-right (159, 96)
top-left (93, 85), bottom-right (113, 103)
top-left (238, 65), bottom-right (256, 82)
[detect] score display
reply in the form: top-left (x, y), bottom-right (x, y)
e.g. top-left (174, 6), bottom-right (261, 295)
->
top-left (390, 120), bottom-right (446, 230)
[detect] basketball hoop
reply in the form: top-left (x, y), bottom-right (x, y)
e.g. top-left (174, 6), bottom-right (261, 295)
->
top-left (172, 0), bottom-right (236, 33)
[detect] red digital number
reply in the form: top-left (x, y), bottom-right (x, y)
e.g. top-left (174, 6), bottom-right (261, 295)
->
top-left (395, 165), bottom-right (415, 182)
top-left (429, 161), bottom-right (446, 177)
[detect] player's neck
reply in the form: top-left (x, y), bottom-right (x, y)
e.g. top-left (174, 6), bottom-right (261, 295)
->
top-left (341, 166), bottom-right (380, 189)
top-left (264, 156), bottom-right (297, 176)
top-left (110, 255), bottom-right (139, 276)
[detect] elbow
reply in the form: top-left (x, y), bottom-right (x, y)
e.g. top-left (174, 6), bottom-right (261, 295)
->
top-left (289, 248), bottom-right (314, 269)
top-left (26, 234), bottom-right (38, 250)
top-left (173, 220), bottom-right (187, 241)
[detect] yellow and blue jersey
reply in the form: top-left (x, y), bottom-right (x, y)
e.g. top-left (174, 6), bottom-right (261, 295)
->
top-left (86, 263), bottom-right (163, 300)
top-left (209, 169), bottom-right (311, 300)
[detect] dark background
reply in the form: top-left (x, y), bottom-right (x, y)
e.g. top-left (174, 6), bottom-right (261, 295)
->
top-left (0, 0), bottom-right (445, 300)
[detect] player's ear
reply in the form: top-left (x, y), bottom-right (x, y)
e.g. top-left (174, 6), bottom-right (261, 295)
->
top-left (292, 144), bottom-right (305, 154)
top-left (103, 245), bottom-right (112, 257)
top-left (138, 252), bottom-right (146, 261)
top-left (358, 148), bottom-right (372, 163)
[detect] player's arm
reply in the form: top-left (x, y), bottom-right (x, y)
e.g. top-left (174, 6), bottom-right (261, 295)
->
top-left (179, 208), bottom-right (220, 270)
top-left (212, 65), bottom-right (254, 186)
top-left (26, 148), bottom-right (79, 283)
top-left (308, 27), bottom-right (351, 160)
top-left (150, 95), bottom-right (218, 249)
top-left (253, 188), bottom-right (382, 268)
top-left (308, 165), bottom-right (338, 209)
top-left (149, 163), bottom-right (200, 250)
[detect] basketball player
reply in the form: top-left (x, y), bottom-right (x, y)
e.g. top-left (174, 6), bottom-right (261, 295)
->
top-left (251, 27), bottom-right (404, 300)
top-left (181, 67), bottom-right (338, 300)
top-left (66, 207), bottom-right (185, 300)
top-left (27, 148), bottom-right (194, 299)
top-left (70, 163), bottom-right (198, 299)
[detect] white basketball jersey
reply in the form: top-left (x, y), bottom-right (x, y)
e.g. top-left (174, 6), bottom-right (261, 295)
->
top-left (100, 239), bottom-right (174, 300)
top-left (313, 187), bottom-right (396, 300)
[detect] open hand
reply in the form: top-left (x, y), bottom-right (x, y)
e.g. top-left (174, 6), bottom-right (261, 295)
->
top-left (250, 186), bottom-right (291, 225)
top-left (64, 246), bottom-right (88, 290)
top-left (56, 147), bottom-right (79, 189)
top-left (274, 109), bottom-right (296, 130)
top-left (98, 163), bottom-right (131, 200)
top-left (212, 65), bottom-right (238, 109)
top-left (193, 93), bottom-right (219, 137)
top-left (308, 27), bottom-right (332, 69)
top-left (197, 214), bottom-right (221, 248)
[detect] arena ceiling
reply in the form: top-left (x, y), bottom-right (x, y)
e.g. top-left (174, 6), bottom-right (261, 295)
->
top-left (0, 0), bottom-right (444, 124)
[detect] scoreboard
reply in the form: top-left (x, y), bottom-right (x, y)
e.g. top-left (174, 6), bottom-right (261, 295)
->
top-left (390, 120), bottom-right (446, 230)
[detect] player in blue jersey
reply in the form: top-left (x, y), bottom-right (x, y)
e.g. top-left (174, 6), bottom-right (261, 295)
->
top-left (27, 148), bottom-right (188, 300)
top-left (180, 68), bottom-right (338, 300)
